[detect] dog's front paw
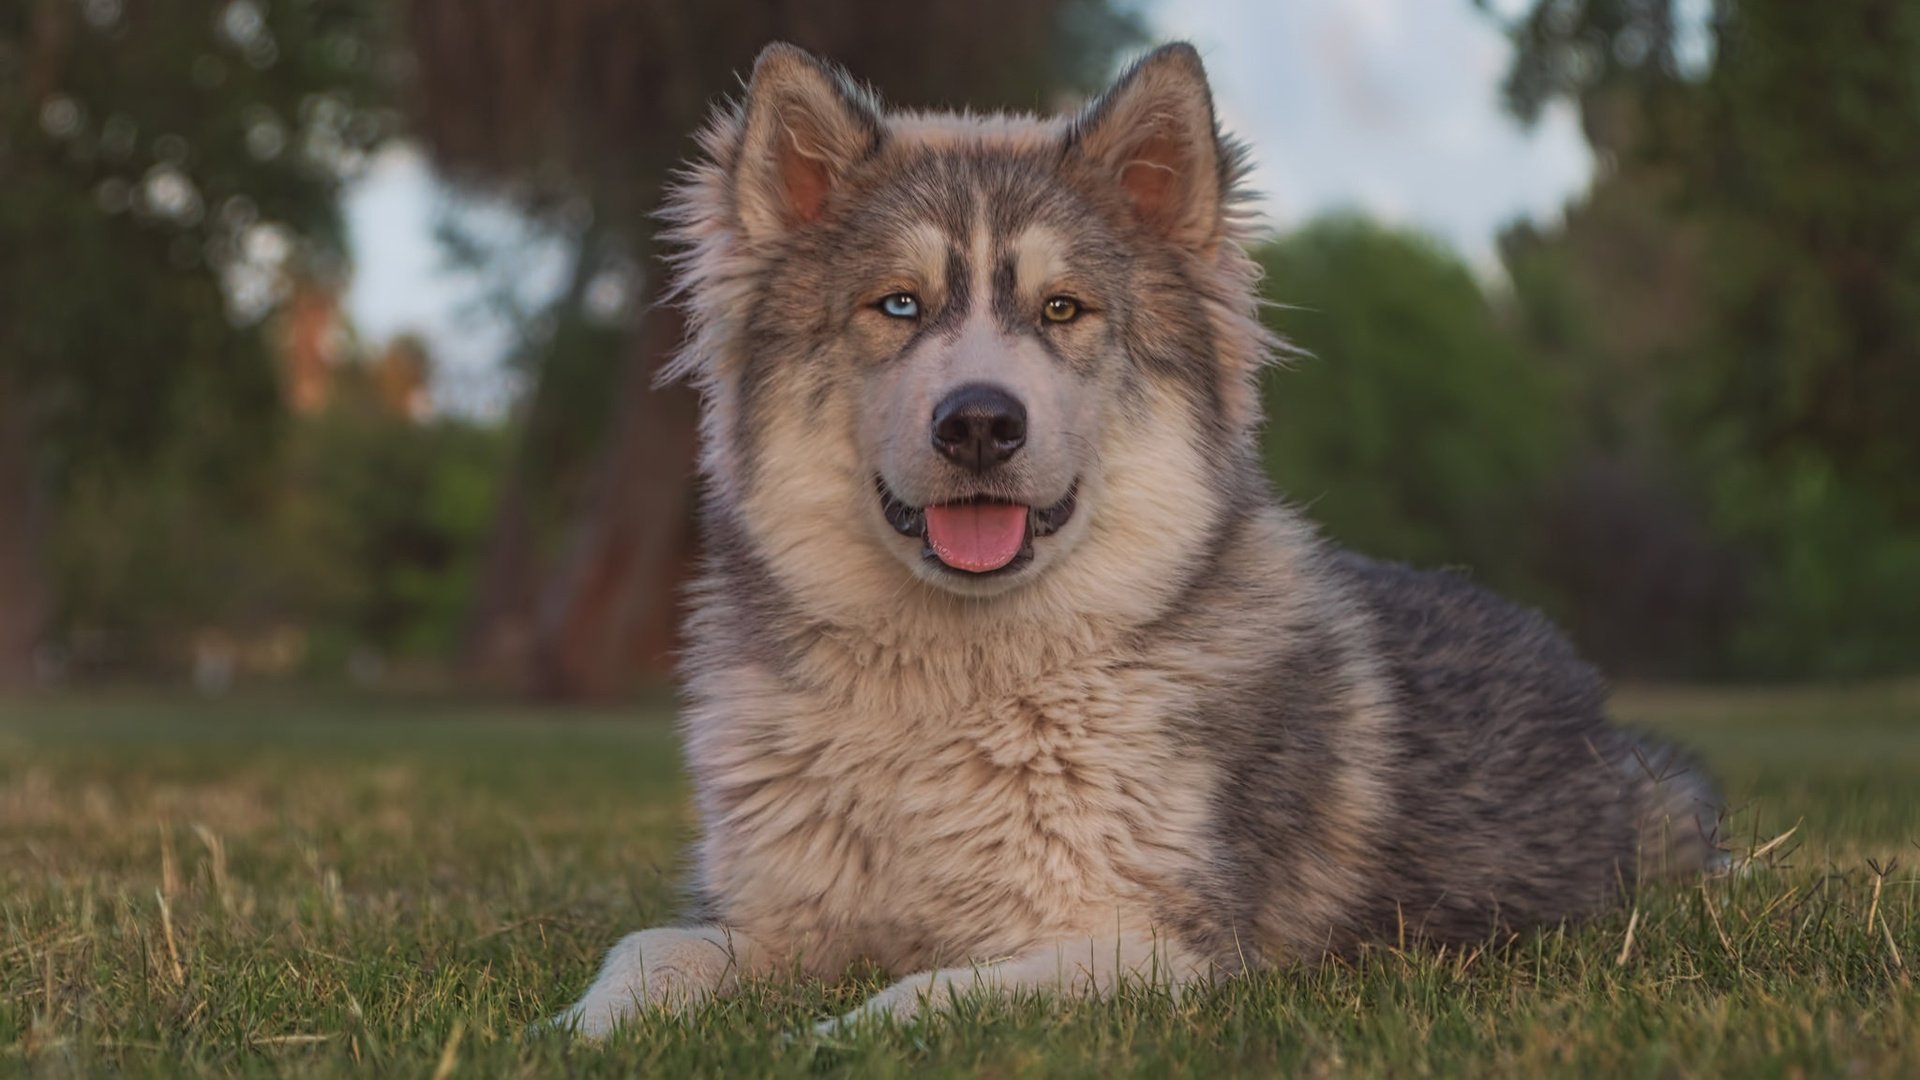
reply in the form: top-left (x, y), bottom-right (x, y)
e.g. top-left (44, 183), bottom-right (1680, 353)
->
top-left (550, 974), bottom-right (677, 1040)
top-left (547, 996), bottom-right (631, 1041)
top-left (551, 928), bottom-right (739, 1039)
top-left (549, 986), bottom-right (692, 1040)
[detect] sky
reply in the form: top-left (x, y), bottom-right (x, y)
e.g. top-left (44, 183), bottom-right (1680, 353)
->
top-left (342, 0), bottom-right (1593, 415)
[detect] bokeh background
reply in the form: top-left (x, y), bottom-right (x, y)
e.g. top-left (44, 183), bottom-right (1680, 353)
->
top-left (3, 0), bottom-right (1916, 700)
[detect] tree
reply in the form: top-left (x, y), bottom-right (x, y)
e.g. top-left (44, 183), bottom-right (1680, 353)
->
top-left (400, 0), bottom-right (1145, 698)
top-left (1682, 2), bottom-right (1920, 672)
top-left (0, 385), bottom-right (45, 686)
top-left (1257, 218), bottom-right (1565, 603)
top-left (1484, 0), bottom-right (1920, 674)
top-left (0, 0), bottom-right (393, 684)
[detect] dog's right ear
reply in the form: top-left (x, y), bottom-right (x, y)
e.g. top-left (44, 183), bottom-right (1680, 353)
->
top-left (1067, 43), bottom-right (1224, 252)
top-left (731, 44), bottom-right (882, 245)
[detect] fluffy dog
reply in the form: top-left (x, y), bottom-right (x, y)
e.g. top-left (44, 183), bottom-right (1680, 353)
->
top-left (558, 41), bottom-right (1720, 1036)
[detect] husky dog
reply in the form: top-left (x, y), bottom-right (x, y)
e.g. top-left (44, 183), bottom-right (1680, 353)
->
top-left (558, 42), bottom-right (1720, 1037)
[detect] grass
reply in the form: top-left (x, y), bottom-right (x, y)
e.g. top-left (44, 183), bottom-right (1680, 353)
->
top-left (2, 682), bottom-right (1917, 1077)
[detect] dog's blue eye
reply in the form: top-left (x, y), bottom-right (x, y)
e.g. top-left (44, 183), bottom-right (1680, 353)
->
top-left (879, 293), bottom-right (920, 319)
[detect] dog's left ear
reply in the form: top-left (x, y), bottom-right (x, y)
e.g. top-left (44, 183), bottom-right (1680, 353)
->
top-left (1068, 44), bottom-right (1224, 251)
top-left (732, 43), bottom-right (883, 245)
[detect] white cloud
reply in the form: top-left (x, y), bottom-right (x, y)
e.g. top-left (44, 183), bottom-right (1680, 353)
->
top-left (1152, 0), bottom-right (1592, 267)
top-left (342, 144), bottom-right (566, 416)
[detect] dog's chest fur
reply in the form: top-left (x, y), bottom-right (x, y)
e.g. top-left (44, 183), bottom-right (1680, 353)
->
top-left (684, 654), bottom-right (1212, 975)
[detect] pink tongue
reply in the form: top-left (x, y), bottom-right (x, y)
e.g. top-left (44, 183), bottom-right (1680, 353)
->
top-left (924, 501), bottom-right (1030, 573)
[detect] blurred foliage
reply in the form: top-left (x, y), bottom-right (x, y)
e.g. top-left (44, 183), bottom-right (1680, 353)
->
top-left (275, 372), bottom-right (508, 666)
top-left (1496, 160), bottom-right (1744, 677)
top-left (1257, 219), bottom-right (1565, 605)
top-left (1685, 1), bottom-right (1920, 674)
top-left (1263, 214), bottom-right (1745, 678)
top-left (50, 362), bottom-right (507, 677)
top-left (0, 0), bottom-right (397, 681)
top-left (0, 0), bottom-right (393, 480)
top-left (1483, 0), bottom-right (1920, 676)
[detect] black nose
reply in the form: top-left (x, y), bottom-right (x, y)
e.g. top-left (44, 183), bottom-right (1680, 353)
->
top-left (930, 383), bottom-right (1027, 472)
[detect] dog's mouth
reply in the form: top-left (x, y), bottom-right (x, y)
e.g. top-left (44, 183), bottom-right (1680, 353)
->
top-left (877, 478), bottom-right (1078, 576)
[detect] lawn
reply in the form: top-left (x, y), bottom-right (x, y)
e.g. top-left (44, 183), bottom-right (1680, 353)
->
top-left (3, 683), bottom-right (1917, 1077)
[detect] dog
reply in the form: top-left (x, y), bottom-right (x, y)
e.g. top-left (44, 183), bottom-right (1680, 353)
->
top-left (557, 41), bottom-right (1721, 1037)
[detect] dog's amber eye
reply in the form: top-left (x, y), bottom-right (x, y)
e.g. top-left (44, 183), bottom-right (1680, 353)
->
top-left (1042, 297), bottom-right (1079, 323)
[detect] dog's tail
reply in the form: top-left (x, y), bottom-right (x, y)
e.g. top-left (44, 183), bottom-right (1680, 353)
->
top-left (1625, 736), bottom-right (1726, 881)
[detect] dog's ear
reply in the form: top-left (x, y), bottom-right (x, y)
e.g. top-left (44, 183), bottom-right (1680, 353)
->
top-left (732, 44), bottom-right (882, 244)
top-left (1068, 44), bottom-right (1224, 250)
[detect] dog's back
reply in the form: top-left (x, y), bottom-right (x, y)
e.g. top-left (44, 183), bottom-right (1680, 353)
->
top-left (1332, 552), bottom-right (1720, 943)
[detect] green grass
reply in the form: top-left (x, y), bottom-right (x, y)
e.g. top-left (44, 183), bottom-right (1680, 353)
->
top-left (2, 683), bottom-right (1917, 1077)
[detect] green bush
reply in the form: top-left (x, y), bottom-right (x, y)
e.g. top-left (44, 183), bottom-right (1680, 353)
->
top-left (1704, 447), bottom-right (1920, 678)
top-left (1256, 217), bottom-right (1567, 606)
top-left (49, 373), bottom-right (507, 679)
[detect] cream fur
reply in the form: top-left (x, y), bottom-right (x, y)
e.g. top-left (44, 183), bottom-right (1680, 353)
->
top-left (815, 929), bottom-right (1212, 1033)
top-left (686, 381), bottom-right (1232, 977)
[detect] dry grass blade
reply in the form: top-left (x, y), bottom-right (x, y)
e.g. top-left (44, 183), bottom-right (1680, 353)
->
top-left (430, 1020), bottom-right (465, 1080)
top-left (155, 889), bottom-right (185, 987)
top-left (0, 931), bottom-right (87, 963)
top-left (191, 823), bottom-right (232, 914)
top-left (159, 821), bottom-right (181, 899)
top-left (1745, 820), bottom-right (1802, 866)
top-left (1868, 866), bottom-right (1885, 935)
top-left (1701, 880), bottom-right (1739, 967)
top-left (249, 1034), bottom-right (335, 1046)
top-left (1615, 907), bottom-right (1641, 967)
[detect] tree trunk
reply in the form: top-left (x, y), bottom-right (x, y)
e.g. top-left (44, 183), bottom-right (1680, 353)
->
top-left (457, 225), bottom-right (610, 686)
top-left (528, 292), bottom-right (698, 700)
top-left (0, 378), bottom-right (48, 689)
top-left (458, 465), bottom-right (540, 684)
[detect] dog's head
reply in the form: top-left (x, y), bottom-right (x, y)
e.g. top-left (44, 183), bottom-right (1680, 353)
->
top-left (666, 43), bottom-right (1272, 620)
